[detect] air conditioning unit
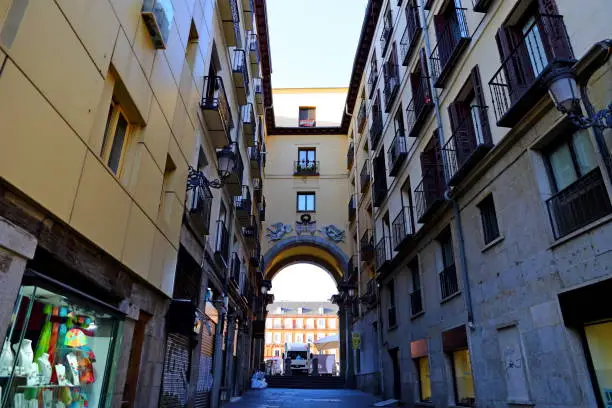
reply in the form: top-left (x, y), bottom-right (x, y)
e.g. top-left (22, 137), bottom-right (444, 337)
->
top-left (141, 0), bottom-right (173, 49)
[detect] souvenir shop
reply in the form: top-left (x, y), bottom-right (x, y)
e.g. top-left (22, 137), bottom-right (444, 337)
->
top-left (0, 270), bottom-right (123, 408)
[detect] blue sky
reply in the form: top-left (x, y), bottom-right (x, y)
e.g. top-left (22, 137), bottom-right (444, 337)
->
top-left (271, 264), bottom-right (337, 301)
top-left (266, 0), bottom-right (369, 88)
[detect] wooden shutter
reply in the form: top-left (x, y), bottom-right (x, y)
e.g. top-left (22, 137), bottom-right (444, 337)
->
top-left (418, 48), bottom-right (432, 105)
top-left (420, 132), bottom-right (444, 202)
top-left (495, 27), bottom-right (528, 103)
top-left (470, 65), bottom-right (492, 145)
top-left (536, 0), bottom-right (572, 61)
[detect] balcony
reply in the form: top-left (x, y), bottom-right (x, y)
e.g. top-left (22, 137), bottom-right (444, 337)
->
top-left (360, 160), bottom-right (371, 193)
top-left (215, 220), bottom-right (230, 267)
top-left (201, 76), bottom-right (233, 148)
top-left (367, 66), bottom-right (378, 99)
top-left (254, 77), bottom-right (264, 113)
top-left (186, 174), bottom-right (213, 236)
top-left (248, 146), bottom-right (261, 173)
top-left (401, 5), bottom-right (421, 66)
top-left (441, 106), bottom-right (493, 186)
top-left (410, 288), bottom-right (423, 315)
top-left (253, 177), bottom-right (262, 203)
top-left (293, 160), bottom-right (319, 176)
top-left (373, 172), bottom-right (388, 207)
top-left (219, 0), bottom-right (241, 47)
top-left (357, 100), bottom-right (367, 133)
top-left (230, 252), bottom-right (241, 287)
top-left (431, 7), bottom-right (471, 88)
top-left (415, 169), bottom-right (445, 223)
top-left (233, 185), bottom-right (252, 225)
top-left (375, 236), bottom-right (392, 273)
top-left (406, 77), bottom-right (433, 138)
top-left (380, 23), bottom-right (393, 57)
top-left (218, 142), bottom-right (243, 196)
top-left (248, 31), bottom-right (259, 73)
top-left (347, 141), bottom-right (355, 170)
top-left (370, 114), bottom-right (383, 150)
top-left (242, 215), bottom-right (258, 246)
top-left (360, 230), bottom-right (375, 263)
top-left (348, 195), bottom-right (357, 222)
top-left (242, 0), bottom-right (254, 30)
top-left (232, 49), bottom-right (249, 105)
top-left (392, 206), bottom-right (415, 250)
top-left (383, 63), bottom-right (400, 112)
top-left (241, 103), bottom-right (256, 147)
top-left (440, 264), bottom-right (459, 299)
top-left (489, 13), bottom-right (574, 127)
top-left (387, 130), bottom-right (408, 177)
top-left (546, 168), bottom-right (612, 239)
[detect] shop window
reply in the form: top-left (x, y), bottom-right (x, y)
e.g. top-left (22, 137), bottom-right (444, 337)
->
top-left (416, 356), bottom-right (432, 402)
top-left (477, 194), bottom-right (500, 245)
top-left (0, 273), bottom-right (122, 407)
top-left (451, 349), bottom-right (475, 406)
top-left (584, 321), bottom-right (612, 406)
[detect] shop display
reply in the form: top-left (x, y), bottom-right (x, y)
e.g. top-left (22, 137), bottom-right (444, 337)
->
top-left (0, 280), bottom-right (122, 408)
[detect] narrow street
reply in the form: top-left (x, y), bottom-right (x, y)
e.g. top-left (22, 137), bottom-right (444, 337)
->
top-left (226, 389), bottom-right (380, 408)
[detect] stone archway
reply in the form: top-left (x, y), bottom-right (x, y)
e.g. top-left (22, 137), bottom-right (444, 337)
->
top-left (261, 235), bottom-right (354, 385)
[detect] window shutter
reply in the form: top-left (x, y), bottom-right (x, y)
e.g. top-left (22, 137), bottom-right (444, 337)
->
top-left (470, 65), bottom-right (492, 145)
top-left (495, 27), bottom-right (524, 103)
top-left (537, 0), bottom-right (559, 14)
top-left (536, 0), bottom-right (572, 61)
top-left (418, 48), bottom-right (431, 104)
top-left (447, 102), bottom-right (462, 132)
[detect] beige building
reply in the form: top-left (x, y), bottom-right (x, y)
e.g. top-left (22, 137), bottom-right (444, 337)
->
top-left (263, 301), bottom-right (339, 361)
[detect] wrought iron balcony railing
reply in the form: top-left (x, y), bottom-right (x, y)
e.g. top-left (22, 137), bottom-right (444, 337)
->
top-left (218, 142), bottom-right (244, 197)
top-left (546, 168), bottom-right (612, 239)
top-left (347, 141), bottom-right (355, 170)
top-left (357, 99), bottom-right (367, 133)
top-left (232, 49), bottom-right (250, 104)
top-left (186, 173), bottom-right (213, 236)
top-left (375, 236), bottom-right (392, 272)
top-left (370, 114), bottom-right (384, 150)
top-left (215, 220), bottom-right (230, 266)
top-left (248, 31), bottom-right (259, 69)
top-left (201, 76), bottom-right (233, 148)
top-left (248, 146), bottom-right (261, 172)
top-left (254, 77), bottom-right (264, 112)
top-left (253, 177), bottom-right (262, 203)
top-left (488, 13), bottom-right (574, 127)
top-left (440, 264), bottom-right (459, 299)
top-left (388, 129), bottom-right (408, 177)
top-left (242, 215), bottom-right (258, 245)
top-left (219, 0), bottom-right (241, 47)
top-left (415, 169), bottom-right (446, 223)
top-left (360, 159), bottom-right (371, 193)
top-left (367, 65), bottom-right (379, 99)
top-left (380, 22), bottom-right (393, 56)
top-left (241, 103), bottom-right (256, 146)
top-left (430, 6), bottom-right (471, 88)
top-left (441, 105), bottom-right (493, 185)
top-left (392, 206), bottom-right (415, 250)
top-left (360, 230), bottom-right (375, 263)
top-left (293, 160), bottom-right (319, 176)
top-left (383, 63), bottom-right (400, 112)
top-left (233, 185), bottom-right (252, 224)
top-left (401, 4), bottom-right (421, 66)
top-left (348, 195), bottom-right (357, 222)
top-left (406, 77), bottom-right (433, 138)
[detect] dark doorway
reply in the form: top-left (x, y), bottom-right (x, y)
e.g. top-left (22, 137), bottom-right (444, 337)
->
top-left (389, 347), bottom-right (402, 400)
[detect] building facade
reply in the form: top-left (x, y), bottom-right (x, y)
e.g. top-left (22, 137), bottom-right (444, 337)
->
top-left (0, 0), bottom-right (270, 407)
top-left (344, 0), bottom-right (612, 407)
top-left (263, 301), bottom-right (339, 360)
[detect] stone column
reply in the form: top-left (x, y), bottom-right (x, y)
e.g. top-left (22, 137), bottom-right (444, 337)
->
top-left (224, 313), bottom-right (237, 396)
top-left (0, 216), bottom-right (37, 342)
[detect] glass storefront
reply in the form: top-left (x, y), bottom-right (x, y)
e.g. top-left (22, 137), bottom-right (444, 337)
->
top-left (0, 272), bottom-right (123, 408)
top-left (584, 321), bottom-right (612, 406)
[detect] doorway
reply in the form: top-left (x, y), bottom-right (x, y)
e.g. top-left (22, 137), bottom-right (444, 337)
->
top-left (389, 347), bottom-right (402, 400)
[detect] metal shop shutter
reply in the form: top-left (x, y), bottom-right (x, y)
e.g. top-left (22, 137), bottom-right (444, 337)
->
top-left (160, 333), bottom-right (192, 408)
top-left (194, 323), bottom-right (216, 408)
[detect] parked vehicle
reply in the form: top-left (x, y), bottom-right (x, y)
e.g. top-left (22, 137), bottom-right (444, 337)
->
top-left (283, 342), bottom-right (312, 375)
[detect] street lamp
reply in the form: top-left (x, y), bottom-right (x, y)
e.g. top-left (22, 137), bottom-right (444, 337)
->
top-left (260, 280), bottom-right (272, 295)
top-left (187, 143), bottom-right (238, 190)
top-left (544, 41), bottom-right (612, 130)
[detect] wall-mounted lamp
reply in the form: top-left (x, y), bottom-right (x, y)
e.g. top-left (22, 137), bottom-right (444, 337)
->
top-left (187, 143), bottom-right (238, 190)
top-left (260, 280), bottom-right (272, 295)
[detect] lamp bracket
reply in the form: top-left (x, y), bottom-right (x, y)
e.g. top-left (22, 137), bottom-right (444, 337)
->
top-left (187, 166), bottom-right (224, 190)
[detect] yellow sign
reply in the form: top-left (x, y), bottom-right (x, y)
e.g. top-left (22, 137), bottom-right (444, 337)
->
top-left (352, 332), bottom-right (361, 349)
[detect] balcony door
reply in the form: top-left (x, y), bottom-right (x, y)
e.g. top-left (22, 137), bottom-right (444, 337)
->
top-left (298, 148), bottom-right (316, 169)
top-left (420, 134), bottom-right (445, 205)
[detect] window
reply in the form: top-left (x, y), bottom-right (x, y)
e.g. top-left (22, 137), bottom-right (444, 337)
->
top-left (478, 195), bottom-right (500, 245)
top-left (101, 100), bottom-right (131, 175)
top-left (274, 349), bottom-right (280, 357)
top-left (284, 318), bottom-right (293, 329)
top-left (285, 333), bottom-right (292, 343)
top-left (265, 332), bottom-right (272, 344)
top-left (298, 107), bottom-right (316, 127)
top-left (409, 259), bottom-right (423, 315)
top-left (306, 333), bottom-right (314, 343)
top-left (265, 318), bottom-right (272, 329)
top-left (273, 318), bottom-right (282, 328)
top-left (545, 130), bottom-right (597, 192)
top-left (452, 349), bottom-right (475, 406)
top-left (317, 319), bottom-right (326, 329)
top-left (297, 192), bottom-right (316, 212)
top-left (328, 319), bottom-right (336, 329)
top-left (273, 333), bottom-right (281, 344)
top-left (306, 319), bottom-right (314, 329)
top-left (295, 333), bottom-right (304, 343)
top-left (296, 148), bottom-right (317, 175)
top-left (416, 357), bottom-right (432, 402)
top-left (438, 229), bottom-right (459, 299)
top-left (387, 280), bottom-right (397, 329)
top-left (295, 318), bottom-right (303, 328)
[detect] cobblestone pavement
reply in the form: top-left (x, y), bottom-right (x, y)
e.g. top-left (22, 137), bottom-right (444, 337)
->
top-left (226, 388), bottom-right (381, 407)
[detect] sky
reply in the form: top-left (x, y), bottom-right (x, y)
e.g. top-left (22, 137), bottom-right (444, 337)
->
top-left (270, 264), bottom-right (338, 301)
top-left (266, 0), bottom-right (369, 88)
